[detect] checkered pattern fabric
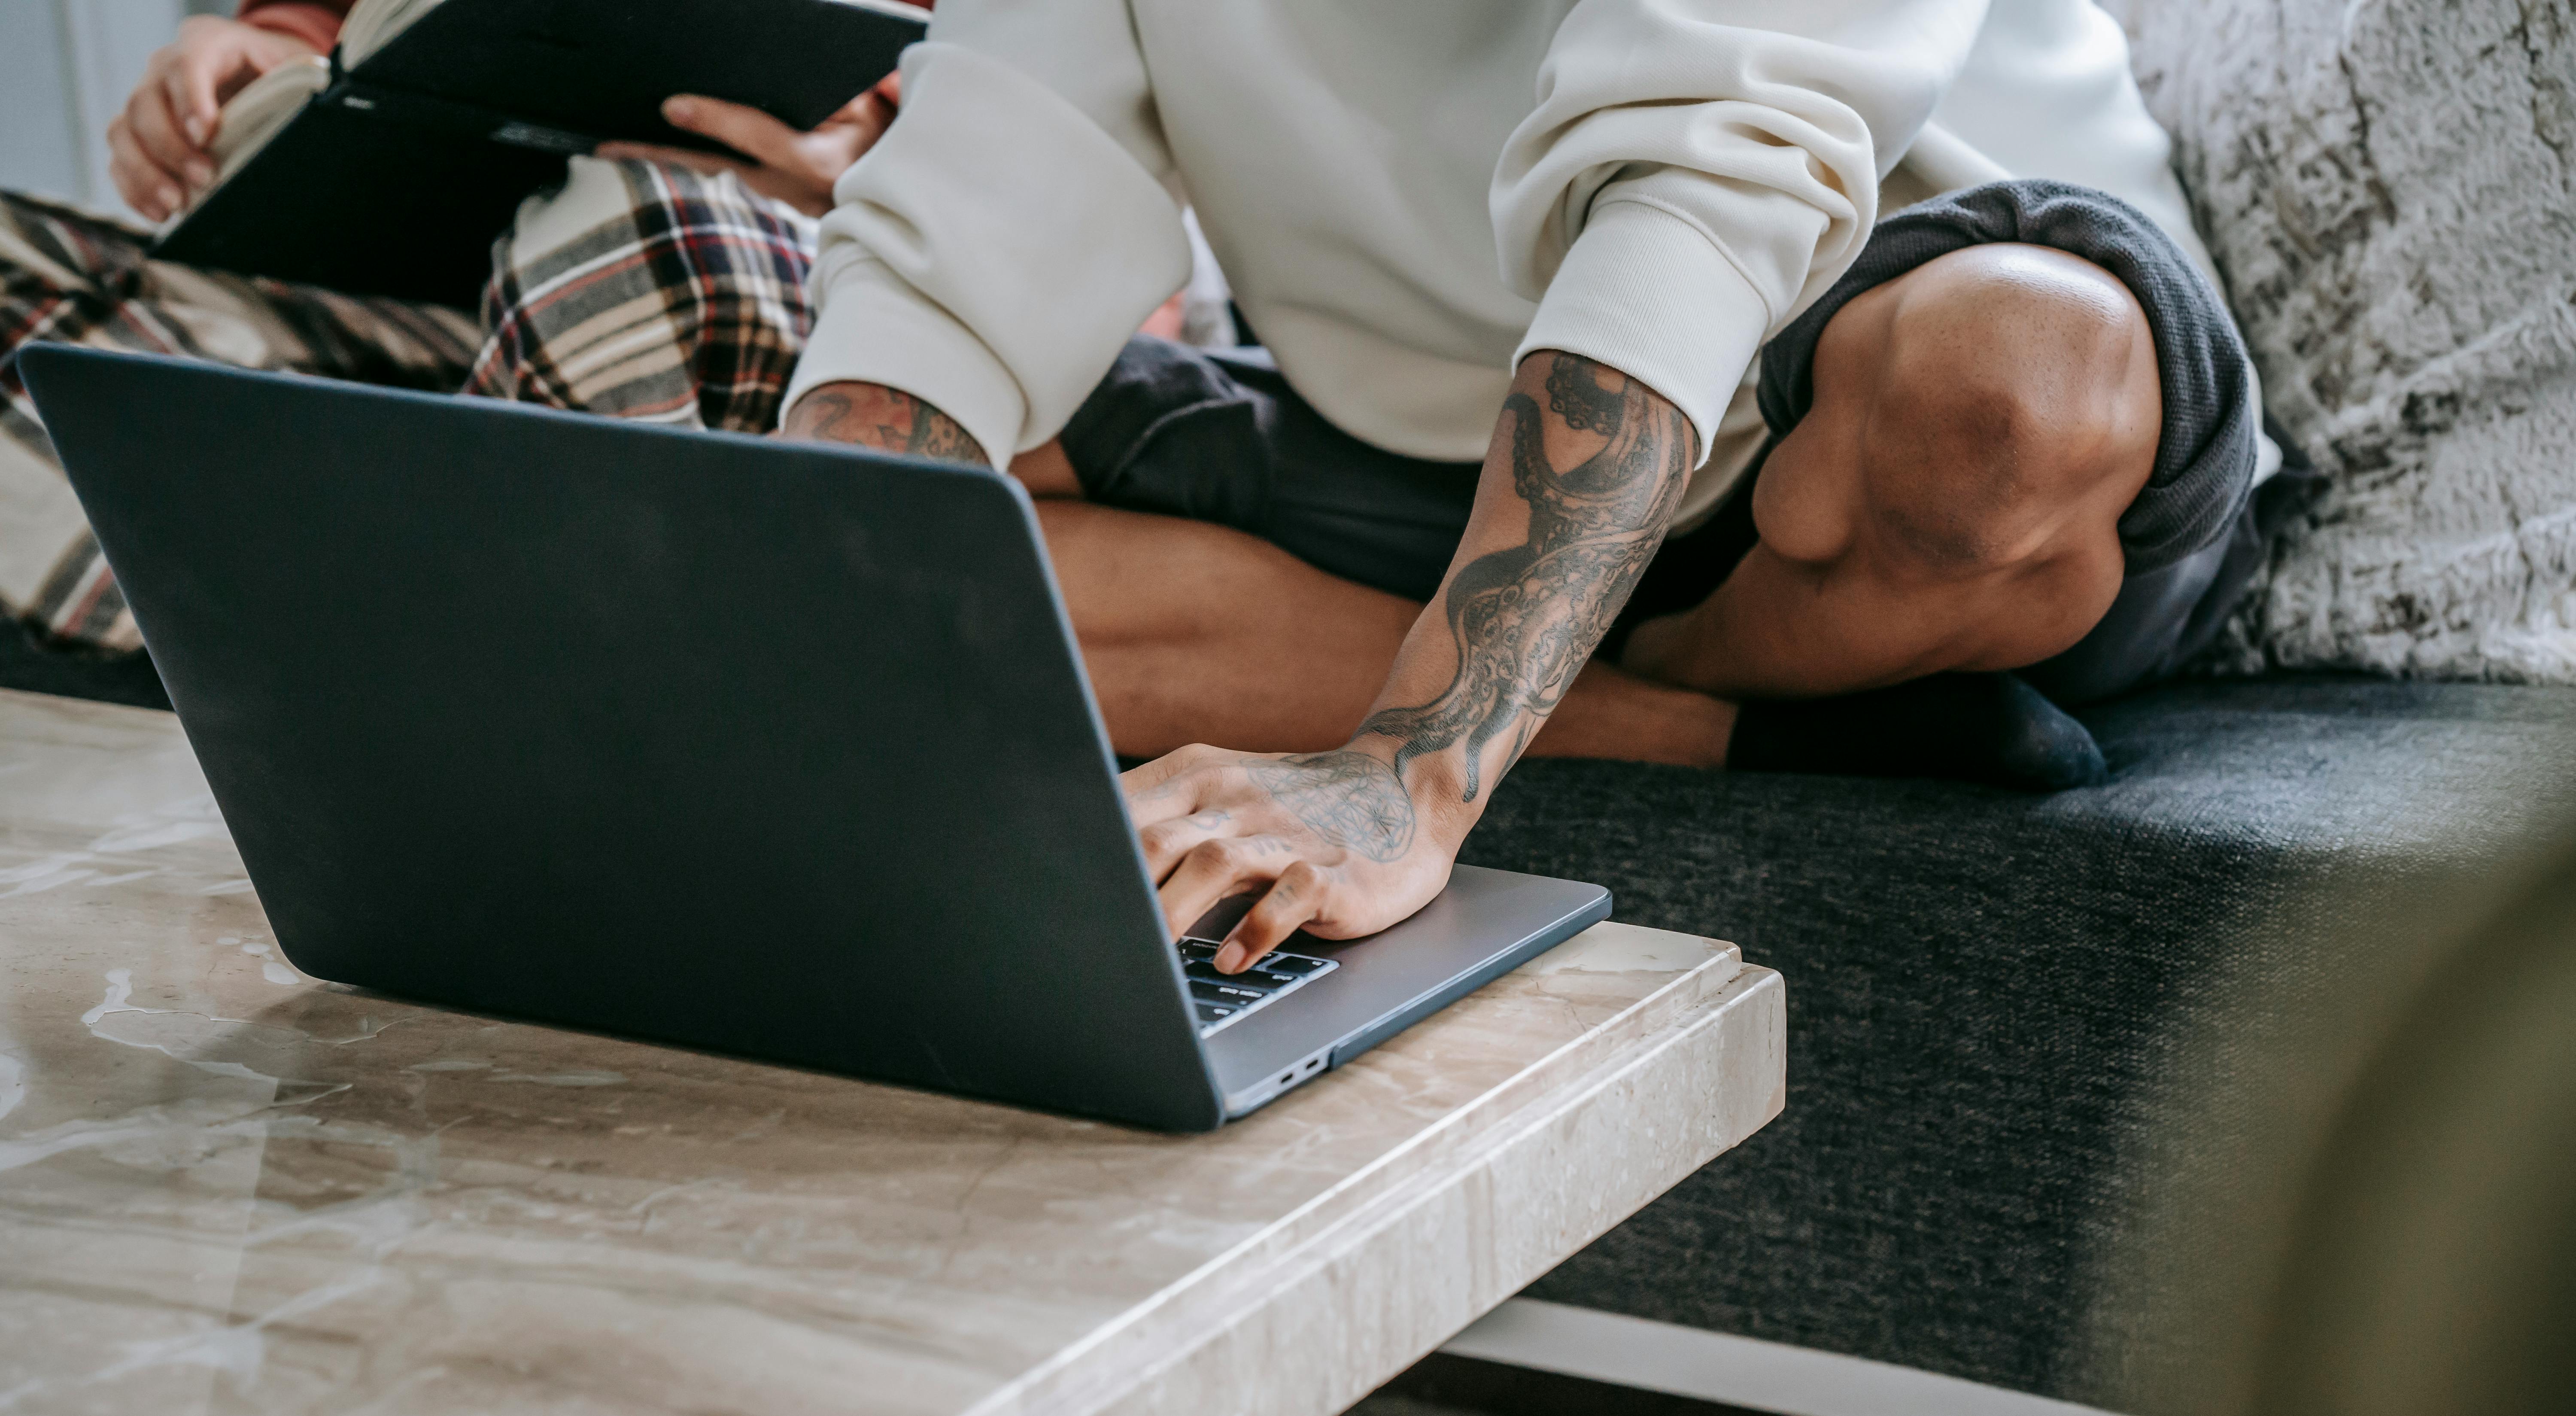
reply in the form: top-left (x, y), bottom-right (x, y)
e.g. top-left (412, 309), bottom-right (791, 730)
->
top-left (0, 161), bottom-right (818, 652)
top-left (465, 158), bottom-right (817, 431)
top-left (0, 190), bottom-right (480, 650)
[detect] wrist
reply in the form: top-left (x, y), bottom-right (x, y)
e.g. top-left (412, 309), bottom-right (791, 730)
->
top-left (781, 381), bottom-right (990, 466)
top-left (235, 5), bottom-right (340, 54)
top-left (1338, 740), bottom-right (1479, 855)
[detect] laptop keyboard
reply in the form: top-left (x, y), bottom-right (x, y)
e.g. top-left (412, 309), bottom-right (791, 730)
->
top-left (1179, 939), bottom-right (1339, 1037)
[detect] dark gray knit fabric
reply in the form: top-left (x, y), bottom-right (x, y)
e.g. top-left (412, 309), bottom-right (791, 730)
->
top-left (1757, 179), bottom-right (2259, 574)
top-left (1457, 678), bottom-right (2576, 1407)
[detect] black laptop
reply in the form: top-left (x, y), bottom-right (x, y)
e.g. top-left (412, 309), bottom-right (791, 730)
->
top-left (16, 346), bottom-right (1610, 1130)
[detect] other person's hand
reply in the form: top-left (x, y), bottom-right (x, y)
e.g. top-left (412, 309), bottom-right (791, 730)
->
top-left (109, 16), bottom-right (320, 221)
top-left (1122, 745), bottom-right (1460, 973)
top-left (595, 77), bottom-right (899, 218)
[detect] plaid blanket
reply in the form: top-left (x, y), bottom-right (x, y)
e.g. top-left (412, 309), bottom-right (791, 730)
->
top-left (0, 191), bottom-right (479, 649)
top-left (0, 159), bottom-right (817, 651)
top-left (466, 158), bottom-right (817, 430)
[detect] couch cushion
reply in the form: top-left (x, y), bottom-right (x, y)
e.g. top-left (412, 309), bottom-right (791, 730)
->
top-left (1457, 678), bottom-right (2576, 1406)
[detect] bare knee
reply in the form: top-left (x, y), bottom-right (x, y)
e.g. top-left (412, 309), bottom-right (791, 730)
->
top-left (1823, 243), bottom-right (2162, 580)
top-left (1034, 499), bottom-right (1416, 652)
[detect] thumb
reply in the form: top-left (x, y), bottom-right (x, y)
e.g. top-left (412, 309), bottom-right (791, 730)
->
top-left (178, 30), bottom-right (305, 148)
top-left (661, 94), bottom-right (801, 167)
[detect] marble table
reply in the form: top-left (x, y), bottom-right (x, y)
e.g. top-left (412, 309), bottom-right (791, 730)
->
top-left (0, 688), bottom-right (1785, 1416)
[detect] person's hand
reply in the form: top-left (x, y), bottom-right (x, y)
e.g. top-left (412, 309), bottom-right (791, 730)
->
top-left (1122, 745), bottom-right (1459, 973)
top-left (108, 16), bottom-right (320, 221)
top-left (594, 77), bottom-right (899, 218)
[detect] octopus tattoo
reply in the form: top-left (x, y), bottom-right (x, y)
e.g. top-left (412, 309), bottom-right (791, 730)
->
top-left (1357, 354), bottom-right (1692, 802)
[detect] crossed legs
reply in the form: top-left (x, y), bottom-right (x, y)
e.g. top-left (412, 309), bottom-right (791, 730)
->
top-left (1017, 242), bottom-right (2162, 766)
top-left (1017, 491), bottom-right (1742, 763)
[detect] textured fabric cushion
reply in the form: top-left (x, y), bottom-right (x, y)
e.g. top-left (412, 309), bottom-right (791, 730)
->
top-left (2108, 0), bottom-right (2576, 682)
top-left (1457, 678), bottom-right (2576, 1407)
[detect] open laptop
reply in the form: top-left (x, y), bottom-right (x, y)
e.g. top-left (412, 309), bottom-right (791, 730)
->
top-left (17, 346), bottom-right (1609, 1131)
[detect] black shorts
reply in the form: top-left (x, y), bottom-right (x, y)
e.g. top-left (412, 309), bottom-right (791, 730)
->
top-left (1058, 180), bottom-right (2282, 705)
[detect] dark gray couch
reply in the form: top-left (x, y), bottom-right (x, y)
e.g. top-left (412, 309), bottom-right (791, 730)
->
top-left (18, 620), bottom-right (2572, 1410)
top-left (1457, 676), bottom-right (2576, 1408)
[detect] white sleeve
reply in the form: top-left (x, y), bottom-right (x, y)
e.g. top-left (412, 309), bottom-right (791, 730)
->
top-left (1925, 0), bottom-right (2279, 481)
top-left (781, 0), bottom-right (1194, 459)
top-left (1495, 0), bottom-right (1991, 464)
top-left (1928, 0), bottom-right (2216, 288)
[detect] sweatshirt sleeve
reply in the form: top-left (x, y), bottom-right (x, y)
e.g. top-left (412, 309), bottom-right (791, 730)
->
top-left (235, 1), bottom-right (349, 53)
top-left (1495, 0), bottom-right (1990, 463)
top-left (1927, 0), bottom-right (2218, 295)
top-left (782, 0), bottom-right (1194, 459)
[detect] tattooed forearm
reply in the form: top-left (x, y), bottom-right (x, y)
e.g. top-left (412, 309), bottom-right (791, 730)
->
top-left (781, 381), bottom-right (989, 465)
top-left (1247, 751), bottom-right (1418, 862)
top-left (1357, 353), bottom-right (1695, 802)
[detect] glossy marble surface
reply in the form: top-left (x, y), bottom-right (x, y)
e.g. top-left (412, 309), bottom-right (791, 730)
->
top-left (0, 689), bottom-right (1786, 1416)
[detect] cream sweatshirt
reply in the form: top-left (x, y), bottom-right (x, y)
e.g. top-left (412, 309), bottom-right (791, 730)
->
top-left (786, 0), bottom-right (2267, 527)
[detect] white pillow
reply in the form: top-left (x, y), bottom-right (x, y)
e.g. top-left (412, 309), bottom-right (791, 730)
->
top-left (2115, 0), bottom-right (2576, 682)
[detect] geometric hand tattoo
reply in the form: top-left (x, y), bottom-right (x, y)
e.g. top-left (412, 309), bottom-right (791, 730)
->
top-left (1248, 751), bottom-right (1418, 862)
top-left (1357, 353), bottom-right (1692, 802)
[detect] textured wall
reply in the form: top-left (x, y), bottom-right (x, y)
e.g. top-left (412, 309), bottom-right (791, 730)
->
top-left (0, 0), bottom-right (228, 217)
top-left (2117, 0), bottom-right (2576, 682)
top-left (0, 4), bottom-right (85, 205)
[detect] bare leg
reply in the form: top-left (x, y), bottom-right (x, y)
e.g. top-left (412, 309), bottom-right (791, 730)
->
top-left (1017, 489), bottom-right (1734, 766)
top-left (1000, 242), bottom-right (2154, 769)
top-left (779, 396), bottom-right (1728, 763)
top-left (1621, 243), bottom-right (2163, 699)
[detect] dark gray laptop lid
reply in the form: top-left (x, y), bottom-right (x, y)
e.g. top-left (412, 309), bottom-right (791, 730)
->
top-left (19, 346), bottom-right (1227, 1130)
